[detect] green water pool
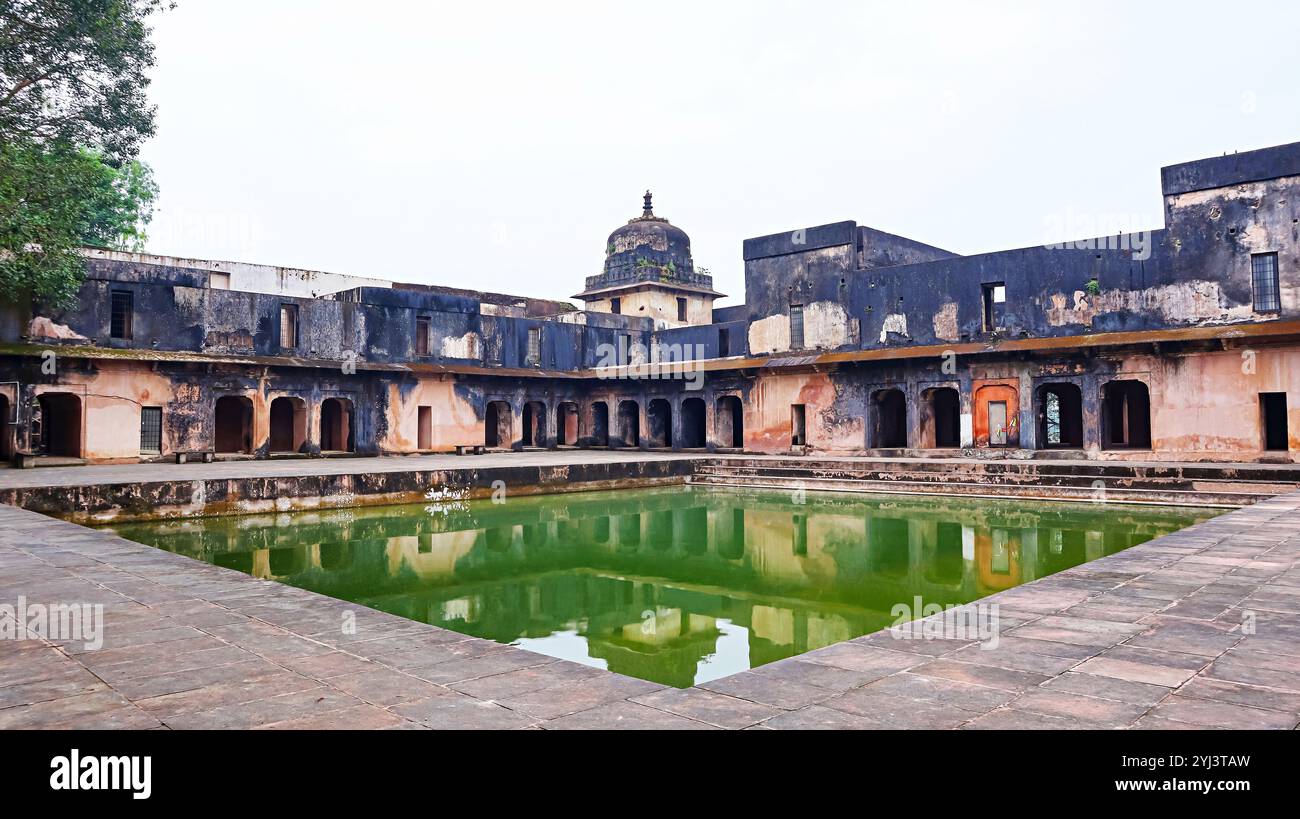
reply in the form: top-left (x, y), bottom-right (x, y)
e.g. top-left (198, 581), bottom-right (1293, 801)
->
top-left (105, 486), bottom-right (1218, 687)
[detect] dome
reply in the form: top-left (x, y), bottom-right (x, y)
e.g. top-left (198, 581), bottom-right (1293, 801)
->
top-left (574, 191), bottom-right (721, 301)
top-left (601, 191), bottom-right (694, 279)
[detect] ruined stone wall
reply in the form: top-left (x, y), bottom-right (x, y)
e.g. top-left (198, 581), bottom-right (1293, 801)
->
top-left (653, 319), bottom-right (748, 360)
top-left (739, 149), bottom-right (1300, 360)
top-left (21, 259), bottom-right (659, 374)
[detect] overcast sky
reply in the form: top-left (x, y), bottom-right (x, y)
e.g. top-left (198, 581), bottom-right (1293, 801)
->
top-left (139, 1), bottom-right (1300, 305)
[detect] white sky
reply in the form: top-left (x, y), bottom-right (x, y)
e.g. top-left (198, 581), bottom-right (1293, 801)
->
top-left (140, 0), bottom-right (1300, 305)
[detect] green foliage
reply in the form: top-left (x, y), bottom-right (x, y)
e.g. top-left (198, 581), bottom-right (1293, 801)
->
top-left (1, 142), bottom-right (157, 305)
top-left (0, 0), bottom-right (168, 304)
top-left (1085, 277), bottom-right (1101, 296)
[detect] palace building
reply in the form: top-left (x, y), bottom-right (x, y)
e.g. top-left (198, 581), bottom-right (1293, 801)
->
top-left (1, 141), bottom-right (1297, 465)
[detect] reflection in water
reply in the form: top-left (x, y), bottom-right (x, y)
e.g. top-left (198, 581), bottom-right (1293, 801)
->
top-left (105, 487), bottom-right (1217, 688)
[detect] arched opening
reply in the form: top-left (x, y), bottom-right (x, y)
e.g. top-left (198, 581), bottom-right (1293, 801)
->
top-left (680, 397), bottom-right (706, 448)
top-left (1037, 383), bottom-right (1084, 449)
top-left (214, 395), bottom-right (254, 454)
top-left (920, 387), bottom-right (960, 448)
top-left (616, 400), bottom-right (639, 448)
top-left (647, 398), bottom-right (672, 448)
top-left (870, 388), bottom-right (908, 448)
top-left (522, 400), bottom-right (546, 447)
top-left (715, 395), bottom-right (743, 449)
top-left (485, 400), bottom-right (512, 448)
top-left (589, 402), bottom-right (609, 446)
top-left (320, 397), bottom-right (355, 452)
top-left (1102, 380), bottom-right (1151, 449)
top-left (556, 401), bottom-right (579, 446)
top-left (268, 396), bottom-right (307, 454)
top-left (35, 392), bottom-right (82, 457)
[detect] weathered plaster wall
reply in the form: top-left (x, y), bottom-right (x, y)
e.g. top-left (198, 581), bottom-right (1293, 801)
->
top-left (737, 153), bottom-right (1300, 361)
top-left (744, 373), bottom-right (865, 454)
top-left (585, 289), bottom-right (714, 329)
top-left (1136, 348), bottom-right (1300, 456)
top-left (380, 378), bottom-right (481, 452)
top-left (3, 339), bottom-right (1298, 463)
top-left (1162, 174), bottom-right (1300, 314)
top-left (28, 360), bottom-right (206, 461)
top-left (654, 319), bottom-right (748, 360)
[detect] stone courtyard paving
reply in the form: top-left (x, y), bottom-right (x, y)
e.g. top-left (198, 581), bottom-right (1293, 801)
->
top-left (0, 490), bottom-right (1298, 730)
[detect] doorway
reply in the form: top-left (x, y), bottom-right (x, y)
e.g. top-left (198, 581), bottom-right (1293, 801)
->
top-left (485, 400), bottom-right (512, 448)
top-left (214, 395), bottom-right (254, 454)
top-left (1261, 392), bottom-right (1289, 451)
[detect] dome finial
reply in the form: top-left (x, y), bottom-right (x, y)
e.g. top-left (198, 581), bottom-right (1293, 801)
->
top-left (642, 190), bottom-right (654, 218)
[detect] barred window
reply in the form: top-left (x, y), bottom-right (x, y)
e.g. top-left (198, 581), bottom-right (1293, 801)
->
top-left (1252, 253), bottom-right (1281, 312)
top-left (279, 304), bottom-right (299, 348)
top-left (139, 407), bottom-right (162, 454)
top-left (526, 327), bottom-right (541, 366)
top-left (110, 290), bottom-right (133, 339)
top-left (789, 305), bottom-right (804, 350)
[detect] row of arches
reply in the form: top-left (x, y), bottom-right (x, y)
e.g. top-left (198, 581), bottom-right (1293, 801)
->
top-left (10, 392), bottom-right (354, 459)
top-left (866, 380), bottom-right (1152, 451)
top-left (215, 395), bottom-right (355, 455)
top-left (484, 396), bottom-right (745, 450)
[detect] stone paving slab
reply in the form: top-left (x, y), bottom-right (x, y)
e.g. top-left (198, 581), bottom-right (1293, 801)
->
top-left (0, 490), bottom-right (1298, 730)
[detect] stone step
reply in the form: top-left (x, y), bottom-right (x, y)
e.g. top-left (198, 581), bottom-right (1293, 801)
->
top-left (686, 473), bottom-right (1273, 507)
top-left (690, 463), bottom-right (1300, 493)
top-left (699, 457), bottom-right (1300, 483)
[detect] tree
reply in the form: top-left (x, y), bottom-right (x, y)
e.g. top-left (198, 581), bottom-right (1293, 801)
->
top-left (1, 141), bottom-right (156, 305)
top-left (0, 0), bottom-right (168, 305)
top-left (1, 0), bottom-right (169, 161)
